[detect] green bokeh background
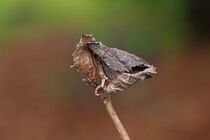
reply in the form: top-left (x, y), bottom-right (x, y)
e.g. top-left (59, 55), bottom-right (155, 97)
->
top-left (0, 0), bottom-right (191, 53)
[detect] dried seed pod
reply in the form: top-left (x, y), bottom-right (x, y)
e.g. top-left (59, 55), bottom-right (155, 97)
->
top-left (71, 34), bottom-right (157, 95)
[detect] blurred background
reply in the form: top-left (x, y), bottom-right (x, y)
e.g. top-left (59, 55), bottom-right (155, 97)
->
top-left (0, 0), bottom-right (210, 140)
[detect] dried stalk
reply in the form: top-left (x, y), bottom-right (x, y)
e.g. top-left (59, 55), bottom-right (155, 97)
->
top-left (102, 94), bottom-right (130, 140)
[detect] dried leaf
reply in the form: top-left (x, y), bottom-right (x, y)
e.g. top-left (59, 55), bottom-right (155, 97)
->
top-left (71, 34), bottom-right (157, 95)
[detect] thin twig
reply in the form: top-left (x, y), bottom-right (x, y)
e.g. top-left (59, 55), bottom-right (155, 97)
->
top-left (102, 94), bottom-right (130, 140)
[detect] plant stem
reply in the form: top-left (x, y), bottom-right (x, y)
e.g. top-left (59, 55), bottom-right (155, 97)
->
top-left (102, 94), bottom-right (130, 140)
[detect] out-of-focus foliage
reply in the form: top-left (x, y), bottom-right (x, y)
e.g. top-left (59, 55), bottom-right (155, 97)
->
top-left (0, 0), bottom-right (189, 53)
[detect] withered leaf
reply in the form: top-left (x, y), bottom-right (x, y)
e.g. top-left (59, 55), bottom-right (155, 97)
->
top-left (87, 42), bottom-right (150, 73)
top-left (71, 34), bottom-right (157, 95)
top-left (71, 35), bottom-right (98, 87)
